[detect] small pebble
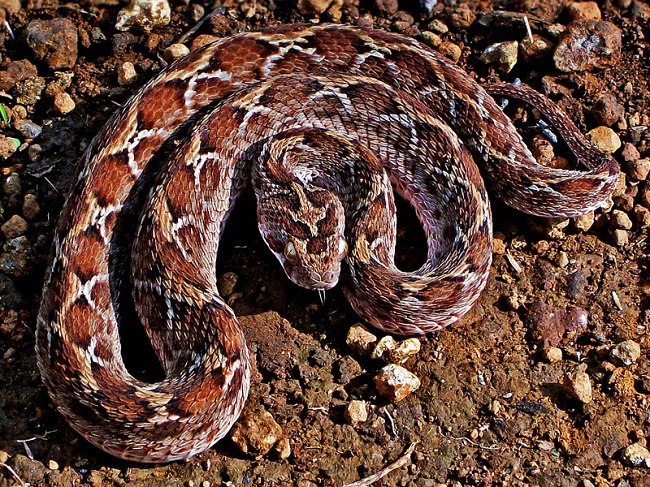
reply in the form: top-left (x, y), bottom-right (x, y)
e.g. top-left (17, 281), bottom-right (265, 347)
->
top-left (611, 228), bottom-right (628, 247)
top-left (621, 443), bottom-right (650, 468)
top-left (230, 408), bottom-right (283, 457)
top-left (45, 71), bottom-right (74, 97)
top-left (371, 335), bottom-right (397, 360)
top-left (591, 93), bottom-right (624, 126)
top-left (346, 323), bottom-right (378, 355)
top-left (335, 356), bottom-right (362, 384)
top-left (492, 232), bottom-right (506, 254)
top-left (438, 42), bottom-right (461, 63)
top-left (388, 337), bottom-right (421, 363)
top-left (610, 210), bottom-right (633, 230)
top-left (586, 126), bottom-right (621, 153)
top-left (563, 364), bottom-right (592, 404)
top-left (544, 347), bottom-right (563, 363)
top-left (15, 75), bottom-right (46, 107)
top-left (118, 62), bottom-right (137, 85)
top-left (189, 3), bottom-right (204, 21)
top-left (370, 336), bottom-right (421, 363)
top-left (0, 449), bottom-right (8, 463)
top-left (531, 135), bottom-right (555, 165)
top-left (47, 459), bottom-right (59, 470)
top-left (614, 193), bottom-right (634, 212)
top-left (446, 5), bottom-right (475, 29)
top-left (566, 1), bottom-right (602, 21)
top-left (627, 158), bottom-right (650, 181)
top-left (427, 19), bottom-right (448, 34)
top-left (1, 215), bottom-right (28, 239)
top-left (164, 43), bottom-right (190, 62)
top-left (0, 60), bottom-right (38, 93)
top-left (0, 135), bottom-right (18, 159)
top-left (27, 144), bottom-right (45, 162)
top-left (621, 143), bottom-right (640, 162)
top-left (13, 120), bottom-right (42, 139)
top-left (275, 437), bottom-right (291, 459)
top-left (421, 31), bottom-right (441, 47)
top-left (609, 340), bottom-right (641, 366)
top-left (12, 105), bottom-right (27, 120)
top-left (0, 236), bottom-right (36, 277)
top-left (2, 173), bottom-right (20, 197)
top-left (640, 185), bottom-right (650, 209)
top-left (217, 271), bottom-right (238, 297)
top-left (54, 92), bottom-right (75, 115)
top-left (115, 0), bottom-right (171, 32)
top-left (633, 205), bottom-right (650, 227)
top-left (344, 400), bottom-right (368, 425)
top-left (518, 34), bottom-right (553, 61)
top-left (537, 440), bottom-right (555, 451)
top-left (23, 194), bottom-right (40, 221)
top-left (374, 364), bottom-right (421, 402)
top-left (480, 40), bottom-right (518, 73)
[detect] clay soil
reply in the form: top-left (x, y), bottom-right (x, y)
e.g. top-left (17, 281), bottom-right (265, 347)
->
top-left (1, 0), bottom-right (649, 485)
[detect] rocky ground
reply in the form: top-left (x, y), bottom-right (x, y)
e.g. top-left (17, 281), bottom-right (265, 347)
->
top-left (0, 0), bottom-right (649, 485)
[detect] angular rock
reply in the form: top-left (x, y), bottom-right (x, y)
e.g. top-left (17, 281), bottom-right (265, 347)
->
top-left (627, 159), bottom-right (650, 181)
top-left (563, 364), bottom-right (592, 403)
top-left (230, 408), bottom-right (283, 458)
top-left (1, 215), bottom-right (28, 239)
top-left (480, 40), bottom-right (518, 72)
top-left (609, 340), bottom-right (641, 366)
top-left (24, 19), bottom-right (79, 70)
top-left (344, 400), bottom-right (368, 425)
top-left (621, 443), bottom-right (650, 468)
top-left (586, 126), bottom-right (621, 153)
top-left (0, 59), bottom-right (38, 92)
top-left (591, 93), bottom-right (624, 126)
top-left (346, 323), bottom-right (377, 355)
top-left (115, 0), bottom-right (171, 32)
top-left (554, 20), bottom-right (622, 72)
top-left (374, 364), bottom-right (421, 402)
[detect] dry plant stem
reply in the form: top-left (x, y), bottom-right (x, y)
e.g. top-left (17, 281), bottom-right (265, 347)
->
top-left (341, 442), bottom-right (418, 487)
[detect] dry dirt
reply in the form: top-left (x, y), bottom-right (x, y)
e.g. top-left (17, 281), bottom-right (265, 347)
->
top-left (0, 0), bottom-right (649, 486)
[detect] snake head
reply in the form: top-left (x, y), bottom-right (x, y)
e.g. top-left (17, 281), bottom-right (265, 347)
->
top-left (256, 189), bottom-right (348, 291)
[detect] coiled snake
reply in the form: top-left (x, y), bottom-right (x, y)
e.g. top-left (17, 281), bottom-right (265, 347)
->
top-left (36, 24), bottom-right (619, 462)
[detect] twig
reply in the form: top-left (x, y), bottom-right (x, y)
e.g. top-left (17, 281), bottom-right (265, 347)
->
top-left (523, 14), bottom-right (534, 43)
top-left (382, 407), bottom-right (396, 439)
top-left (177, 6), bottom-right (227, 45)
top-left (3, 21), bottom-right (14, 40)
top-left (0, 461), bottom-right (29, 487)
top-left (451, 435), bottom-right (500, 450)
top-left (341, 442), bottom-right (417, 487)
top-left (17, 430), bottom-right (58, 445)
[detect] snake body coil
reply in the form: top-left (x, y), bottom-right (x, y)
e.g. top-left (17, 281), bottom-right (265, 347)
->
top-left (36, 24), bottom-right (619, 462)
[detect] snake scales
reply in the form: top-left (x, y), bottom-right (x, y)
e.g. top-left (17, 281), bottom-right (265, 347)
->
top-left (36, 23), bottom-right (619, 462)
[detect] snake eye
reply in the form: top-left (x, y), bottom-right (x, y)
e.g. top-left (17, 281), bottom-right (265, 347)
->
top-left (284, 241), bottom-right (298, 262)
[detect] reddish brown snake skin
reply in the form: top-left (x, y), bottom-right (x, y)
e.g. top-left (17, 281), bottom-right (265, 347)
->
top-left (36, 23), bottom-right (619, 462)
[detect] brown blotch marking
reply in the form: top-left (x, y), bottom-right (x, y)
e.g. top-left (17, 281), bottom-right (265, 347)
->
top-left (64, 299), bottom-right (96, 351)
top-left (138, 79), bottom-right (190, 129)
top-left (88, 151), bottom-right (135, 206)
top-left (316, 204), bottom-right (340, 236)
top-left (306, 237), bottom-right (328, 255)
top-left (70, 228), bottom-right (106, 284)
